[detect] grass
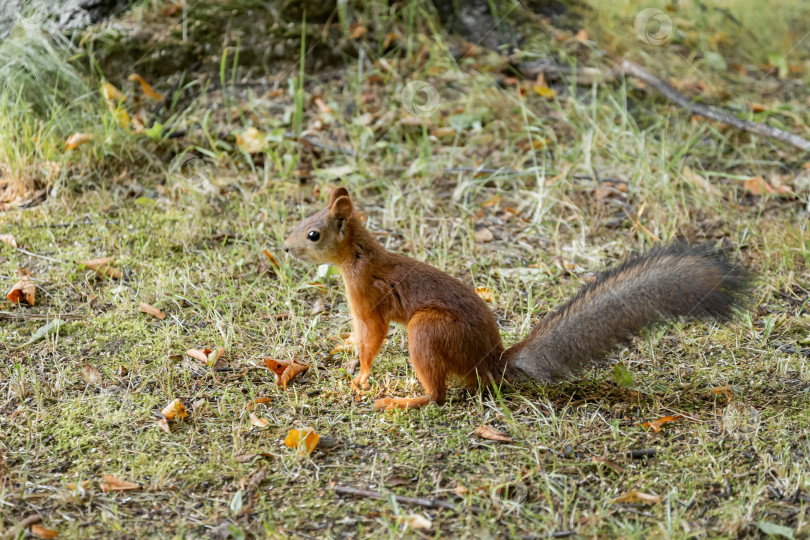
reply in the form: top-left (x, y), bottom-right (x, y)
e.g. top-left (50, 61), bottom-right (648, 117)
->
top-left (1, 0), bottom-right (810, 538)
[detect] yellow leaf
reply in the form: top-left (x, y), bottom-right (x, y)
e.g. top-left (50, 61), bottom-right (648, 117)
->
top-left (236, 127), bottom-right (266, 154)
top-left (284, 428), bottom-right (320, 454)
top-left (128, 73), bottom-right (164, 101)
top-left (111, 108), bottom-right (131, 128)
top-left (612, 491), bottom-right (662, 504)
top-left (532, 85), bottom-right (556, 99)
top-left (102, 81), bottom-right (126, 102)
top-left (65, 133), bottom-right (95, 150)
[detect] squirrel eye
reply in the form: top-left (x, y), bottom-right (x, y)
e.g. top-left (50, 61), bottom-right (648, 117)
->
top-left (307, 230), bottom-right (321, 242)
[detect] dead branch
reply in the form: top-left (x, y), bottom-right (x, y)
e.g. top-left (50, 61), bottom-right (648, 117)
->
top-left (620, 60), bottom-right (810, 151)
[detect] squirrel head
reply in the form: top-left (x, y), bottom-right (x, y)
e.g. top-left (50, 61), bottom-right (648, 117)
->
top-left (282, 187), bottom-right (355, 265)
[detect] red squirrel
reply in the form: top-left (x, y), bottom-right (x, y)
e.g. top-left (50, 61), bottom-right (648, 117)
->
top-left (282, 187), bottom-right (752, 410)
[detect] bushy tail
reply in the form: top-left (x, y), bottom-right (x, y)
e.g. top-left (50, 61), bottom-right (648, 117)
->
top-left (503, 244), bottom-right (753, 382)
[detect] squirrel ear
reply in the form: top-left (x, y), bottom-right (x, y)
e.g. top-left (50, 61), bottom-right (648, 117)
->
top-left (328, 187), bottom-right (350, 208)
top-left (330, 196), bottom-right (353, 219)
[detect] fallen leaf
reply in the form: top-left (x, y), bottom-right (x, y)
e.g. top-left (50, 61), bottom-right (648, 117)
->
top-left (575, 29), bottom-right (589, 42)
top-left (758, 521), bottom-right (794, 539)
top-left (77, 257), bottom-right (121, 279)
top-left (102, 81), bottom-right (126, 102)
top-left (330, 333), bottom-right (356, 355)
top-left (0, 234), bottom-right (18, 248)
top-left (475, 425), bottom-right (514, 443)
top-left (30, 524), bottom-right (58, 539)
top-left (81, 364), bottom-right (101, 385)
top-left (642, 414), bottom-right (684, 432)
top-left (185, 347), bottom-right (225, 366)
top-left (10, 319), bottom-right (64, 350)
top-left (99, 474), bottom-right (140, 493)
top-left (249, 413), bottom-right (269, 428)
top-left (263, 249), bottom-right (279, 268)
top-left (743, 176), bottom-right (793, 196)
top-left (402, 514), bottom-right (432, 530)
top-left (263, 358), bottom-right (309, 389)
top-left (128, 73), bottom-right (163, 101)
top-left (711, 385), bottom-right (738, 403)
top-left (7, 277), bottom-right (35, 305)
top-left (591, 456), bottom-right (625, 474)
top-left (349, 23), bottom-right (367, 39)
top-left (157, 418), bottom-right (171, 434)
top-left (110, 108), bottom-right (131, 129)
top-left (481, 195), bottom-right (501, 208)
top-left (311, 297), bottom-right (326, 315)
top-left (161, 398), bottom-right (188, 420)
top-left (473, 227), bottom-right (494, 243)
top-left (533, 85), bottom-right (556, 99)
top-left (138, 302), bottom-right (165, 320)
top-left (612, 362), bottom-right (635, 388)
top-left (236, 127), bottom-right (266, 154)
top-left (235, 453), bottom-right (257, 463)
top-left (284, 427), bottom-right (320, 454)
top-left (246, 397), bottom-right (272, 410)
top-left (66, 480), bottom-right (91, 491)
top-left (612, 491), bottom-right (662, 504)
top-left (475, 287), bottom-right (493, 302)
top-left (65, 133), bottom-right (95, 150)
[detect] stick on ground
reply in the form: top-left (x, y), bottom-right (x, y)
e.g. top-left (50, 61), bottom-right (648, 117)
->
top-left (334, 485), bottom-right (483, 514)
top-left (620, 60), bottom-right (810, 151)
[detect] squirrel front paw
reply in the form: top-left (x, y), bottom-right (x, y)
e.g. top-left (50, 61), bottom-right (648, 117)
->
top-left (350, 376), bottom-right (370, 392)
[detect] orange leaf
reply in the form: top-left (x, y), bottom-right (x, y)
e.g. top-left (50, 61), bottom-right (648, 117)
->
top-left (246, 397), bottom-right (272, 410)
top-left (6, 277), bottom-right (35, 305)
top-left (263, 249), bottom-right (280, 268)
top-left (330, 333), bottom-right (356, 355)
top-left (711, 385), bottom-right (736, 403)
top-left (77, 257), bottom-right (121, 279)
top-left (475, 425), bottom-right (514, 443)
top-left (30, 524), bottom-right (59, 539)
top-left (349, 23), bottom-right (367, 39)
top-left (284, 428), bottom-right (320, 454)
top-left (642, 414), bottom-right (683, 432)
top-left (65, 133), bottom-right (95, 150)
top-left (138, 302), bottom-right (165, 320)
top-left (475, 287), bottom-right (493, 302)
top-left (100, 474), bottom-right (140, 492)
top-left (161, 398), bottom-right (188, 420)
top-left (128, 73), bottom-right (164, 101)
top-left (612, 491), bottom-right (662, 504)
top-left (263, 358), bottom-right (309, 389)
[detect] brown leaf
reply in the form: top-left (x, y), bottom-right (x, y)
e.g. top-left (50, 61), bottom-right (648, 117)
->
top-left (157, 418), bottom-right (171, 434)
top-left (682, 166), bottom-right (721, 196)
top-left (263, 358), bottom-right (309, 389)
top-left (284, 428), bottom-right (320, 454)
top-left (475, 425), bottom-right (514, 443)
top-left (590, 456), bottom-right (625, 474)
top-left (161, 398), bottom-right (188, 420)
top-left (78, 257), bottom-right (121, 279)
top-left (99, 474), bottom-right (140, 493)
top-left (473, 227), bottom-right (494, 243)
top-left (65, 133), bottom-right (95, 150)
top-left (128, 73), bottom-right (164, 101)
top-left (235, 453), bottom-right (258, 463)
top-left (81, 364), bottom-right (102, 385)
top-left (249, 413), bottom-right (269, 428)
top-left (711, 385), bottom-right (736, 403)
top-left (7, 277), bottom-right (35, 305)
top-left (0, 233), bottom-right (18, 248)
top-left (743, 176), bottom-right (793, 196)
top-left (30, 524), bottom-right (59, 539)
top-left (138, 302), bottom-right (165, 320)
top-left (349, 23), bottom-right (367, 39)
top-left (246, 397), bottom-right (273, 410)
top-left (642, 414), bottom-right (683, 432)
top-left (185, 347), bottom-right (225, 366)
top-left (612, 491), bottom-right (662, 504)
top-left (330, 333), bottom-right (356, 355)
